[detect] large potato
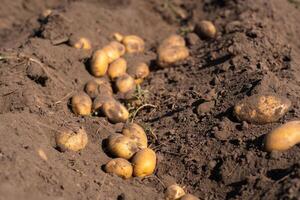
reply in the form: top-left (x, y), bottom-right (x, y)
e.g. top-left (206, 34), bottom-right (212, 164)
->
top-left (105, 158), bottom-right (133, 179)
top-left (122, 123), bottom-right (148, 149)
top-left (234, 94), bottom-right (291, 124)
top-left (56, 127), bottom-right (88, 152)
top-left (71, 92), bottom-right (92, 116)
top-left (165, 184), bottom-right (186, 200)
top-left (107, 134), bottom-right (139, 159)
top-left (265, 121), bottom-right (300, 151)
top-left (102, 100), bottom-right (129, 123)
top-left (132, 148), bottom-right (156, 177)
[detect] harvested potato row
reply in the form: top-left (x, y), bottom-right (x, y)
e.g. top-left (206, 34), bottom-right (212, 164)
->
top-left (105, 158), bottom-right (133, 179)
top-left (195, 20), bottom-right (217, 39)
top-left (56, 127), bottom-right (88, 152)
top-left (122, 123), bottom-right (148, 149)
top-left (165, 184), bottom-right (186, 200)
top-left (158, 34), bottom-right (189, 67)
top-left (71, 92), bottom-right (92, 116)
top-left (265, 121), bottom-right (300, 151)
top-left (234, 94), bottom-right (291, 124)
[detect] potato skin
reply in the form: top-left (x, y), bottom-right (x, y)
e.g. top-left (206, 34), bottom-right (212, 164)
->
top-left (56, 127), bottom-right (88, 152)
top-left (122, 123), bottom-right (148, 149)
top-left (103, 41), bottom-right (126, 63)
top-left (108, 58), bottom-right (127, 80)
top-left (105, 158), bottom-right (133, 179)
top-left (265, 121), bottom-right (300, 151)
top-left (115, 74), bottom-right (135, 93)
top-left (107, 134), bottom-right (139, 159)
top-left (127, 62), bottom-right (150, 83)
top-left (122, 35), bottom-right (145, 54)
top-left (102, 100), bottom-right (129, 123)
top-left (234, 94), bottom-right (291, 124)
top-left (71, 92), bottom-right (92, 116)
top-left (165, 184), bottom-right (186, 200)
top-left (180, 194), bottom-right (199, 200)
top-left (132, 148), bottom-right (156, 177)
top-left (73, 37), bottom-right (91, 50)
top-left (158, 35), bottom-right (186, 51)
top-left (90, 50), bottom-right (109, 77)
top-left (92, 95), bottom-right (114, 112)
top-left (158, 46), bottom-right (189, 67)
top-left (195, 20), bottom-right (217, 39)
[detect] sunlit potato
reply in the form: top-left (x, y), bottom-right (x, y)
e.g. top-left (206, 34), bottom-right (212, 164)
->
top-left (127, 62), bottom-right (150, 84)
top-left (72, 37), bottom-right (91, 50)
top-left (115, 74), bottom-right (136, 94)
top-left (90, 50), bottom-right (109, 77)
top-left (102, 41), bottom-right (126, 63)
top-left (122, 123), bottom-right (148, 149)
top-left (132, 148), bottom-right (156, 177)
top-left (56, 127), bottom-right (88, 152)
top-left (158, 34), bottom-right (186, 51)
top-left (158, 45), bottom-right (189, 67)
top-left (165, 184), bottom-right (186, 200)
top-left (71, 92), bottom-right (92, 116)
top-left (122, 35), bottom-right (145, 54)
top-left (234, 94), bottom-right (291, 124)
top-left (108, 58), bottom-right (127, 80)
top-left (107, 134), bottom-right (139, 159)
top-left (105, 158), bottom-right (133, 179)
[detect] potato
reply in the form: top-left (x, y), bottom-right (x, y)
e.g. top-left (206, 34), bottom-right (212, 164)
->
top-left (92, 95), bottom-right (114, 112)
top-left (73, 37), bottom-right (91, 50)
top-left (108, 58), bottom-right (127, 80)
top-left (132, 148), bottom-right (156, 177)
top-left (56, 127), bottom-right (88, 152)
top-left (165, 184), bottom-right (186, 200)
top-left (102, 100), bottom-right (129, 123)
top-left (71, 92), bottom-right (92, 116)
top-left (107, 134), bottom-right (139, 159)
top-left (180, 194), bottom-right (199, 200)
top-left (105, 158), bottom-right (133, 179)
top-left (195, 20), bottom-right (217, 39)
top-left (122, 123), bottom-right (147, 149)
top-left (113, 32), bottom-right (124, 42)
top-left (85, 79), bottom-right (113, 99)
top-left (158, 45), bottom-right (189, 67)
top-left (122, 35), bottom-right (145, 54)
top-left (265, 121), bottom-right (300, 151)
top-left (90, 50), bottom-right (109, 77)
top-left (115, 74), bottom-right (135, 93)
top-left (159, 35), bottom-right (186, 51)
top-left (102, 41), bottom-right (126, 63)
top-left (127, 62), bottom-right (150, 84)
top-left (234, 94), bottom-right (291, 124)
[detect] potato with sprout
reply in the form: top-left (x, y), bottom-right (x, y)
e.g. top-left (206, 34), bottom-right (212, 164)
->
top-left (105, 158), bottom-right (133, 179)
top-left (234, 94), bottom-right (291, 124)
top-left (56, 127), bottom-right (88, 152)
top-left (71, 92), bottom-right (92, 116)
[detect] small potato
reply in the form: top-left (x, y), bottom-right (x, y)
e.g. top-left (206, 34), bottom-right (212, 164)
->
top-left (132, 148), bottom-right (156, 177)
top-left (90, 50), bottom-right (109, 77)
top-left (127, 62), bottom-right (150, 84)
top-left (56, 127), bottom-right (88, 152)
top-left (180, 194), bottom-right (199, 200)
top-left (158, 46), bottom-right (189, 67)
top-left (165, 184), bottom-right (186, 200)
top-left (234, 94), bottom-right (291, 124)
top-left (85, 79), bottom-right (113, 99)
top-left (159, 35), bottom-right (186, 50)
top-left (105, 158), bottom-right (133, 179)
top-left (71, 92), bottom-right (92, 116)
top-left (265, 121), bottom-right (300, 151)
top-left (102, 41), bottom-right (126, 63)
top-left (115, 74), bottom-right (135, 93)
top-left (122, 123), bottom-right (147, 149)
top-left (73, 37), bottom-right (91, 50)
top-left (102, 100), bottom-right (129, 123)
top-left (122, 35), bottom-right (145, 54)
top-left (195, 20), bottom-right (217, 39)
top-left (107, 134), bottom-right (139, 159)
top-left (92, 95), bottom-right (114, 112)
top-left (108, 58), bottom-right (127, 80)
top-left (113, 32), bottom-right (124, 42)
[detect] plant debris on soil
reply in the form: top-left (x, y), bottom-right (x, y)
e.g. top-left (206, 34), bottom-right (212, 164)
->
top-left (1, 0), bottom-right (300, 199)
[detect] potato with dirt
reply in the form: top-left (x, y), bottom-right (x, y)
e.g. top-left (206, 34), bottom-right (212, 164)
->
top-left (132, 148), bottom-right (156, 177)
top-left (92, 95), bottom-right (115, 113)
top-left (71, 92), bottom-right (92, 116)
top-left (122, 123), bottom-right (148, 149)
top-left (102, 100), bottom-right (129, 123)
top-left (105, 158), bottom-right (133, 179)
top-left (107, 134), bottom-right (139, 159)
top-left (84, 78), bottom-right (113, 99)
top-left (234, 94), bottom-right (291, 124)
top-left (108, 58), bottom-right (127, 80)
top-left (56, 127), bottom-right (88, 152)
top-left (165, 184), bottom-right (186, 200)
top-left (115, 73), bottom-right (136, 93)
top-left (127, 62), bottom-right (150, 84)
top-left (265, 121), bottom-right (300, 151)
top-left (158, 35), bottom-right (189, 67)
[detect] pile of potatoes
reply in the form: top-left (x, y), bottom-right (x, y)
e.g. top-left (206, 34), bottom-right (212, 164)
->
top-left (104, 123), bottom-right (157, 179)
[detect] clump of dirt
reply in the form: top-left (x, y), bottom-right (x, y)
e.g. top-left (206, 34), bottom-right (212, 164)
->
top-left (1, 0), bottom-right (300, 199)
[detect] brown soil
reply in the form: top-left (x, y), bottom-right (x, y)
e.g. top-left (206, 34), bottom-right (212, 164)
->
top-left (1, 0), bottom-right (300, 199)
